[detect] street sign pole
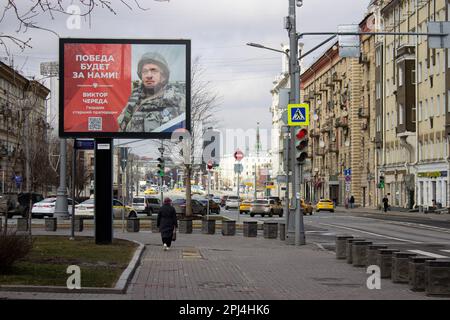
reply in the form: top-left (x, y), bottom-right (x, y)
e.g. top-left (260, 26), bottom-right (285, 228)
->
top-left (287, 0), bottom-right (305, 245)
top-left (237, 167), bottom-right (240, 223)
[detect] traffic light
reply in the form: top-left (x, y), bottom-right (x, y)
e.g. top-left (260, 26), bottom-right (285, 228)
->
top-left (157, 157), bottom-right (165, 177)
top-left (295, 128), bottom-right (308, 164)
top-left (379, 176), bottom-right (385, 189)
top-left (207, 160), bottom-right (214, 170)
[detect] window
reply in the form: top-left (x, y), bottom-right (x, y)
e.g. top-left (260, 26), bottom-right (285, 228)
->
top-left (376, 82), bottom-right (381, 99)
top-left (387, 113), bottom-right (390, 130)
top-left (411, 69), bottom-right (416, 85)
top-left (436, 53), bottom-right (441, 73)
top-left (399, 104), bottom-right (404, 125)
top-left (437, 95), bottom-right (441, 115)
top-left (448, 90), bottom-right (450, 112)
top-left (430, 97), bottom-right (434, 116)
top-left (419, 101), bottom-right (423, 121)
top-left (424, 99), bottom-right (428, 119)
top-left (398, 67), bottom-right (404, 86)
top-left (418, 62), bottom-right (422, 82)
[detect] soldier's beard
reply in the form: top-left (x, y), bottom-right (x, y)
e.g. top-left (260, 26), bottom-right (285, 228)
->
top-left (142, 82), bottom-right (166, 96)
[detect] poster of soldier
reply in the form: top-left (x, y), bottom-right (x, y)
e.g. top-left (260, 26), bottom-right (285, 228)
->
top-left (59, 38), bottom-right (191, 138)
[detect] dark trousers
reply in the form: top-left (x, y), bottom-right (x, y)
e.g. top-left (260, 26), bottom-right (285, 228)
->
top-left (162, 236), bottom-right (172, 247)
top-left (384, 205), bottom-right (388, 212)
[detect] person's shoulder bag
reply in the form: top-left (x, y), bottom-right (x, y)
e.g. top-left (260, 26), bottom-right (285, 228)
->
top-left (172, 226), bottom-right (177, 241)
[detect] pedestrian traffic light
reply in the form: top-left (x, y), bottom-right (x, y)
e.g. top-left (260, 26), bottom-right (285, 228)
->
top-left (295, 128), bottom-right (308, 164)
top-left (379, 176), bottom-right (385, 189)
top-left (157, 157), bottom-right (165, 177)
top-left (207, 160), bottom-right (214, 170)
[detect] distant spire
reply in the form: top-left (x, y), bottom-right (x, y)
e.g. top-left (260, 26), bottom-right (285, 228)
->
top-left (256, 122), bottom-right (261, 157)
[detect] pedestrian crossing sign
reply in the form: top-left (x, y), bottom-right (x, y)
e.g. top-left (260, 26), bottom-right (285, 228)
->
top-left (287, 104), bottom-right (309, 126)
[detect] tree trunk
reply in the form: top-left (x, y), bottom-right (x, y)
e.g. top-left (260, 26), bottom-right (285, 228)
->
top-left (185, 164), bottom-right (192, 217)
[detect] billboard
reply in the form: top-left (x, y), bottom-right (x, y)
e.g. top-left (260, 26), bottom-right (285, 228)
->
top-left (59, 38), bottom-right (191, 139)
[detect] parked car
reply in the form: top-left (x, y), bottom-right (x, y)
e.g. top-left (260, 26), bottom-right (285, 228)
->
top-left (301, 199), bottom-right (313, 215)
top-left (145, 197), bottom-right (161, 215)
top-left (197, 199), bottom-right (220, 214)
top-left (31, 197), bottom-right (78, 218)
top-left (220, 195), bottom-right (228, 207)
top-left (172, 198), bottom-right (206, 216)
top-left (132, 196), bottom-right (146, 214)
top-left (74, 198), bottom-right (94, 218)
top-left (212, 196), bottom-right (221, 205)
top-left (250, 199), bottom-right (283, 217)
top-left (0, 192), bottom-right (44, 218)
top-left (74, 198), bottom-right (138, 219)
top-left (268, 196), bottom-right (282, 205)
top-left (316, 199), bottom-right (335, 212)
top-left (239, 200), bottom-right (252, 214)
top-left (225, 195), bottom-right (240, 210)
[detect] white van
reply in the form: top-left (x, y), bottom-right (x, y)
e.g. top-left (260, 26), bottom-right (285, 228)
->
top-left (132, 196), bottom-right (146, 213)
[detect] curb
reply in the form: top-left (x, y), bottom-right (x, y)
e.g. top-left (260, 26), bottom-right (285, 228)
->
top-left (0, 239), bottom-right (146, 295)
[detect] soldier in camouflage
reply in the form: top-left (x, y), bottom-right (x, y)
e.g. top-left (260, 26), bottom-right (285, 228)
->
top-left (118, 52), bottom-right (185, 132)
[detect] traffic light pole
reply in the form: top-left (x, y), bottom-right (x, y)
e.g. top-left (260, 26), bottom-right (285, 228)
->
top-left (287, 0), bottom-right (305, 245)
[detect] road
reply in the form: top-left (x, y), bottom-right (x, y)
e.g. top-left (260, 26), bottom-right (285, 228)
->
top-left (220, 206), bottom-right (450, 259)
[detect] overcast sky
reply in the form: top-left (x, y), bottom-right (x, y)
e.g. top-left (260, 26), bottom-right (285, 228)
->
top-left (1, 0), bottom-right (370, 157)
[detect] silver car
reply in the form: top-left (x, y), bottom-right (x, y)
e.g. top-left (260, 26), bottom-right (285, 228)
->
top-left (225, 196), bottom-right (240, 210)
top-left (250, 199), bottom-right (283, 217)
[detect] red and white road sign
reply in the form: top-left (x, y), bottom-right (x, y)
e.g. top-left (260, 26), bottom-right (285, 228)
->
top-left (207, 160), bottom-right (214, 170)
top-left (234, 150), bottom-right (244, 161)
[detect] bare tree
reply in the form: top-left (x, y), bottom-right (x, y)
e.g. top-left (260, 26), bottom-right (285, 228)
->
top-left (0, 0), bottom-right (149, 53)
top-left (161, 57), bottom-right (222, 217)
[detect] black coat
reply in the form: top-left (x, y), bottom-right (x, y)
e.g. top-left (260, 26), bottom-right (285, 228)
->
top-left (157, 204), bottom-right (178, 238)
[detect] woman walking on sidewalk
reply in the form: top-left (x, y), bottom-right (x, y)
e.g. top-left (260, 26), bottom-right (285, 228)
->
top-left (157, 197), bottom-right (178, 251)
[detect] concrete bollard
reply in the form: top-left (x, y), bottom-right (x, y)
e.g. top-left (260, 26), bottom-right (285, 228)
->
top-left (178, 219), bottom-right (193, 234)
top-left (74, 217), bottom-right (83, 232)
top-left (352, 241), bottom-right (372, 267)
top-left (335, 235), bottom-right (354, 259)
top-left (243, 221), bottom-right (257, 237)
top-left (45, 217), bottom-right (57, 232)
top-left (279, 222), bottom-right (286, 241)
top-left (425, 259), bottom-right (450, 296)
top-left (150, 216), bottom-right (159, 233)
top-left (222, 220), bottom-right (236, 236)
top-left (391, 252), bottom-right (417, 283)
top-left (366, 245), bottom-right (388, 267)
top-left (17, 218), bottom-right (29, 232)
top-left (202, 219), bottom-right (216, 235)
top-left (263, 222), bottom-right (278, 239)
top-left (409, 256), bottom-right (436, 291)
top-left (126, 218), bottom-right (140, 232)
top-left (376, 249), bottom-right (400, 278)
top-left (346, 238), bottom-right (365, 264)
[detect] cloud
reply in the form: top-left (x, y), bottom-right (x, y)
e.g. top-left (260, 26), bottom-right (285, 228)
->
top-left (1, 0), bottom-right (370, 157)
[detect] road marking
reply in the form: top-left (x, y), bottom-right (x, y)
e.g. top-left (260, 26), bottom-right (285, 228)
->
top-left (440, 250), bottom-right (450, 253)
top-left (407, 250), bottom-right (449, 258)
top-left (318, 222), bottom-right (423, 244)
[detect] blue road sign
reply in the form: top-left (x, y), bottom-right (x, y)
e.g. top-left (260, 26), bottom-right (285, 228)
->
top-left (288, 104), bottom-right (310, 126)
top-left (75, 139), bottom-right (95, 150)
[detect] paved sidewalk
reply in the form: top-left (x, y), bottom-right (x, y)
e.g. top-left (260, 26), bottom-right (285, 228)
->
top-left (0, 229), bottom-right (446, 300)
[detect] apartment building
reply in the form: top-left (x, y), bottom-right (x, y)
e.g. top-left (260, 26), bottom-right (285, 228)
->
top-left (0, 61), bottom-right (50, 193)
top-left (301, 43), bottom-right (367, 206)
top-left (376, 0), bottom-right (449, 208)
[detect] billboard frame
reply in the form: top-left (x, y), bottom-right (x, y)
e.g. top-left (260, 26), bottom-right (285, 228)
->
top-left (59, 38), bottom-right (191, 139)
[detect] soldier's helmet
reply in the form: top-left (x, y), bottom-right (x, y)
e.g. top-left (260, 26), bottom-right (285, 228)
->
top-left (137, 52), bottom-right (170, 86)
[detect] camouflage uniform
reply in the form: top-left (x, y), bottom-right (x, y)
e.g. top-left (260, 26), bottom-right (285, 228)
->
top-left (118, 52), bottom-right (186, 132)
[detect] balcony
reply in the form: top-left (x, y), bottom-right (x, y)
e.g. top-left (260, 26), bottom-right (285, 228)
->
top-left (309, 128), bottom-right (320, 138)
top-left (334, 116), bottom-right (349, 128)
top-left (361, 119), bottom-right (368, 130)
top-left (315, 149), bottom-right (325, 157)
top-left (332, 72), bottom-right (342, 83)
top-left (358, 107), bottom-right (369, 118)
top-left (327, 142), bottom-right (339, 153)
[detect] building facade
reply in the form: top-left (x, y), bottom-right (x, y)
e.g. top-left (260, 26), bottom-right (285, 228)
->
top-left (0, 61), bottom-right (50, 194)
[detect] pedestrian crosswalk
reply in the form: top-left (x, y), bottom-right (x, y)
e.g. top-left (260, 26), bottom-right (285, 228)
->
top-left (407, 249), bottom-right (450, 258)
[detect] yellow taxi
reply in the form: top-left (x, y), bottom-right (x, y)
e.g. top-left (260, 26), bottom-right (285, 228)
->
top-left (239, 200), bottom-right (252, 214)
top-left (113, 199), bottom-right (138, 219)
top-left (316, 199), bottom-right (335, 213)
top-left (144, 188), bottom-right (158, 195)
top-left (300, 199), bottom-right (313, 215)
